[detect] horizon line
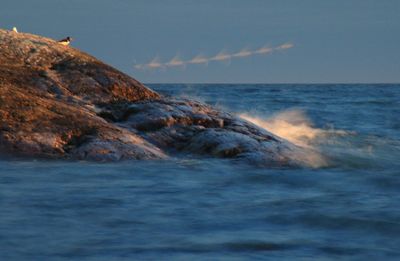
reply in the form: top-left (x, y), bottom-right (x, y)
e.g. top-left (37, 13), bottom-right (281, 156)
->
top-left (145, 82), bottom-right (400, 85)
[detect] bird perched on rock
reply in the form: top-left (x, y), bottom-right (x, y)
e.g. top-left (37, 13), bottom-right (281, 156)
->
top-left (12, 27), bottom-right (18, 33)
top-left (58, 36), bottom-right (72, 46)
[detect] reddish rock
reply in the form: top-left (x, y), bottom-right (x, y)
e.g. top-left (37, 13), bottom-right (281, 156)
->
top-left (0, 29), bottom-right (164, 160)
top-left (0, 29), bottom-right (323, 166)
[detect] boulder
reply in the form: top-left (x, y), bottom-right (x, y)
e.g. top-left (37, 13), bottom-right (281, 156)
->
top-left (0, 29), bottom-right (316, 166)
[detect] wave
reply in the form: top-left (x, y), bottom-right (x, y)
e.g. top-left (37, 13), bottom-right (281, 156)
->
top-left (239, 108), bottom-right (400, 169)
top-left (238, 109), bottom-right (380, 169)
top-left (239, 109), bottom-right (351, 148)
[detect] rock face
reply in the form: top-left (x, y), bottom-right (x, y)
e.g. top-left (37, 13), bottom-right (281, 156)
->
top-left (0, 29), bottom-right (312, 166)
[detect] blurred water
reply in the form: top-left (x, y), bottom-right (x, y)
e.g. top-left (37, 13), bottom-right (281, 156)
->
top-left (1, 84), bottom-right (400, 260)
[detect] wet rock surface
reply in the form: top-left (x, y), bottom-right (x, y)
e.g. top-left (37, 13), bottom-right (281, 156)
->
top-left (0, 29), bottom-right (307, 165)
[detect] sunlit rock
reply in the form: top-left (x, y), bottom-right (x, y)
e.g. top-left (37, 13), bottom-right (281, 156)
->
top-left (0, 29), bottom-right (316, 166)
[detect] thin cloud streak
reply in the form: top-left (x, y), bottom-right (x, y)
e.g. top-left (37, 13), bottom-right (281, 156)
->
top-left (135, 42), bottom-right (294, 70)
top-left (165, 56), bottom-right (185, 67)
top-left (188, 55), bottom-right (209, 64)
top-left (210, 51), bottom-right (231, 61)
top-left (275, 43), bottom-right (294, 50)
top-left (232, 49), bottom-right (252, 57)
top-left (254, 46), bottom-right (273, 54)
top-left (147, 57), bottom-right (163, 69)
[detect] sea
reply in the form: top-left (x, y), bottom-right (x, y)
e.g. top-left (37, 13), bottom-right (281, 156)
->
top-left (1, 84), bottom-right (399, 260)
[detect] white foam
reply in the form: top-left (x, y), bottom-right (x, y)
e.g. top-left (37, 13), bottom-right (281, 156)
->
top-left (239, 109), bottom-right (352, 168)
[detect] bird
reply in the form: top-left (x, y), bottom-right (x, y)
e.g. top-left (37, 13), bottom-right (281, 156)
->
top-left (58, 36), bottom-right (72, 46)
top-left (12, 27), bottom-right (18, 33)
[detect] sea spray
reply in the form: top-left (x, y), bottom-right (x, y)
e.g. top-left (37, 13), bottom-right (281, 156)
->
top-left (238, 109), bottom-right (351, 168)
top-left (240, 109), bottom-right (400, 169)
top-left (239, 109), bottom-right (350, 148)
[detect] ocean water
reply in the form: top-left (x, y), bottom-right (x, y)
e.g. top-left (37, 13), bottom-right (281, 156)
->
top-left (1, 84), bottom-right (400, 260)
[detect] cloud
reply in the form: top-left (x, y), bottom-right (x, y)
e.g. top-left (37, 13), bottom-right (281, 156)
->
top-left (275, 43), bottom-right (294, 50)
top-left (134, 42), bottom-right (294, 71)
top-left (232, 48), bottom-right (252, 58)
top-left (165, 55), bottom-right (185, 67)
top-left (146, 57), bottom-right (163, 69)
top-left (210, 51), bottom-right (231, 61)
top-left (254, 46), bottom-right (273, 54)
top-left (188, 55), bottom-right (209, 65)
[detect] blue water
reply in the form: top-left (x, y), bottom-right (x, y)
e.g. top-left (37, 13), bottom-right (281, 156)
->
top-left (1, 84), bottom-right (400, 260)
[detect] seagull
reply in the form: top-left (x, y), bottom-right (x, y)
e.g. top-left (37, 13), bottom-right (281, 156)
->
top-left (12, 27), bottom-right (18, 33)
top-left (58, 36), bottom-right (72, 46)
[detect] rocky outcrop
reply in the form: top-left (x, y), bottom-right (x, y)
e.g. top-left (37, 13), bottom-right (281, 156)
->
top-left (0, 29), bottom-right (163, 160)
top-left (0, 29), bottom-right (313, 166)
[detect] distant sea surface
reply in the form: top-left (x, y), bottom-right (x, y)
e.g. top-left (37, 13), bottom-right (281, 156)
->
top-left (1, 84), bottom-right (400, 260)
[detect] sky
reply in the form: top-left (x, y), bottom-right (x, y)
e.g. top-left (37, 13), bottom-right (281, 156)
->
top-left (1, 0), bottom-right (399, 83)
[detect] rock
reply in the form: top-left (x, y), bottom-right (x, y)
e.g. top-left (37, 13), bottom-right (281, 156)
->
top-left (0, 29), bottom-right (316, 166)
top-left (0, 29), bottom-right (163, 160)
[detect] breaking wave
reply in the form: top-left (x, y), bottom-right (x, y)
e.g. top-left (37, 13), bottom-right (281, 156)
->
top-left (239, 108), bottom-right (400, 169)
top-left (239, 109), bottom-right (358, 168)
top-left (239, 109), bottom-right (351, 148)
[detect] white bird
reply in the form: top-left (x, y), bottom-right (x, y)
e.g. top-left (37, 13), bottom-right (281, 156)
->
top-left (12, 27), bottom-right (18, 33)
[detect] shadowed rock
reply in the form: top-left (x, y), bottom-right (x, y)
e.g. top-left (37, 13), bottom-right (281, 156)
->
top-left (0, 29), bottom-right (317, 166)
